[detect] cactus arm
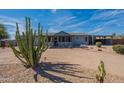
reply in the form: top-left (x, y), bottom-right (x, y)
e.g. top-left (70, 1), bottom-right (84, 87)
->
top-left (38, 29), bottom-right (48, 52)
top-left (16, 27), bottom-right (29, 60)
top-left (36, 24), bottom-right (42, 52)
top-left (28, 28), bottom-right (34, 66)
top-left (9, 43), bottom-right (27, 65)
top-left (33, 30), bottom-right (36, 45)
top-left (22, 32), bottom-right (28, 54)
top-left (13, 51), bottom-right (27, 65)
top-left (9, 43), bottom-right (23, 57)
top-left (43, 29), bottom-right (49, 51)
top-left (15, 23), bottom-right (31, 65)
top-left (36, 37), bottom-right (47, 63)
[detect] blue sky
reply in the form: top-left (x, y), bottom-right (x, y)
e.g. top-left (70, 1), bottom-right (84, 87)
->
top-left (0, 9), bottom-right (124, 39)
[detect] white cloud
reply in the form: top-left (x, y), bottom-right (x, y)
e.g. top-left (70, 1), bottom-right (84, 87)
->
top-left (88, 28), bottom-right (103, 34)
top-left (88, 10), bottom-right (124, 34)
top-left (51, 9), bottom-right (57, 13)
top-left (47, 14), bottom-right (88, 32)
top-left (0, 15), bottom-right (24, 28)
top-left (48, 28), bottom-right (59, 33)
top-left (1, 21), bottom-right (16, 27)
top-left (0, 15), bottom-right (25, 39)
top-left (0, 15), bottom-right (24, 24)
top-left (63, 20), bottom-right (87, 29)
top-left (49, 10), bottom-right (124, 35)
top-left (47, 15), bottom-right (77, 31)
top-left (90, 10), bottom-right (124, 21)
top-left (59, 16), bottom-right (76, 26)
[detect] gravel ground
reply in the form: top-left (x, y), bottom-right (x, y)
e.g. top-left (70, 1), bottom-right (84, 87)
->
top-left (0, 46), bottom-right (124, 83)
top-left (0, 62), bottom-right (124, 83)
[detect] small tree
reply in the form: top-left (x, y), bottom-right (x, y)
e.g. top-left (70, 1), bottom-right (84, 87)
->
top-left (96, 42), bottom-right (102, 51)
top-left (96, 61), bottom-right (106, 83)
top-left (0, 24), bottom-right (9, 40)
top-left (9, 17), bottom-right (48, 68)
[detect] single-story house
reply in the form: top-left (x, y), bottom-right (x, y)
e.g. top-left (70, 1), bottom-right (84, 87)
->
top-left (1, 31), bottom-right (124, 48)
top-left (45, 31), bottom-right (95, 48)
top-left (45, 31), bottom-right (124, 47)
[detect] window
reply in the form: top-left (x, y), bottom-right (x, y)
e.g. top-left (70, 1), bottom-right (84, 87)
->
top-left (68, 37), bottom-right (71, 42)
top-left (59, 37), bottom-right (61, 42)
top-left (85, 36), bottom-right (87, 41)
top-left (48, 36), bottom-right (51, 42)
top-left (62, 37), bottom-right (65, 42)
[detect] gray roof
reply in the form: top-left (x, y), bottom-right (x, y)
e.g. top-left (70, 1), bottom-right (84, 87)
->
top-left (43, 31), bottom-right (88, 36)
top-left (54, 31), bottom-right (70, 36)
top-left (69, 32), bottom-right (88, 36)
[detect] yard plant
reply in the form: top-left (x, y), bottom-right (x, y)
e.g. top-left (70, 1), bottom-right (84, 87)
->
top-left (0, 24), bottom-right (9, 40)
top-left (96, 42), bottom-right (102, 48)
top-left (112, 45), bottom-right (124, 54)
top-left (96, 61), bottom-right (106, 83)
top-left (9, 17), bottom-right (48, 68)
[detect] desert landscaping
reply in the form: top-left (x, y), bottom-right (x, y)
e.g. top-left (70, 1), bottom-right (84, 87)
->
top-left (0, 46), bottom-right (124, 83)
top-left (1, 15), bottom-right (124, 83)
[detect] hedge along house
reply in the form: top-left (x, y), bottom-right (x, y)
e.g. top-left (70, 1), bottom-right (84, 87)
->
top-left (45, 31), bottom-right (95, 48)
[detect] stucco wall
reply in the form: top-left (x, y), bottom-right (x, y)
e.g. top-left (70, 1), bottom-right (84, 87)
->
top-left (113, 39), bottom-right (124, 45)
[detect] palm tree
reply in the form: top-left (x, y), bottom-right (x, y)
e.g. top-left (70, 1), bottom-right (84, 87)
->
top-left (0, 24), bottom-right (9, 40)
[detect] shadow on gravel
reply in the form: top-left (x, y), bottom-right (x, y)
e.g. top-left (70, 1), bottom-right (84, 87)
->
top-left (33, 62), bottom-right (93, 83)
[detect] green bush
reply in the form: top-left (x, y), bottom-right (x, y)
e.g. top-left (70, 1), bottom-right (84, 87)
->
top-left (112, 45), bottom-right (124, 54)
top-left (96, 42), bottom-right (102, 48)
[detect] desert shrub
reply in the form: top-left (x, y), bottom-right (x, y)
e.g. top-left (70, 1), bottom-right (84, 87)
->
top-left (96, 61), bottom-right (106, 83)
top-left (112, 45), bottom-right (124, 54)
top-left (98, 48), bottom-right (102, 51)
top-left (96, 42), bottom-right (102, 48)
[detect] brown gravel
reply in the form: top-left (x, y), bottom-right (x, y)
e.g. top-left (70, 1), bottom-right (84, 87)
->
top-left (0, 46), bottom-right (124, 83)
top-left (0, 62), bottom-right (124, 83)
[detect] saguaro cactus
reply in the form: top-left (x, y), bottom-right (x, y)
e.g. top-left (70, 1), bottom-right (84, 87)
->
top-left (96, 61), bottom-right (106, 83)
top-left (9, 17), bottom-right (48, 68)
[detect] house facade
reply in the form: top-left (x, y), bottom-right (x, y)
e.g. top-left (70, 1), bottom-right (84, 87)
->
top-left (46, 31), bottom-right (124, 48)
top-left (1, 31), bottom-right (124, 48)
top-left (46, 31), bottom-right (95, 48)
